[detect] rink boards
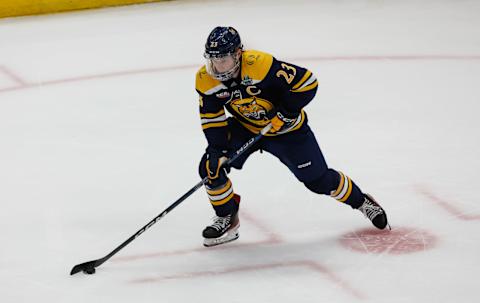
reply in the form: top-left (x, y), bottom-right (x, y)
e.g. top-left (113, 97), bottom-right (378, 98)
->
top-left (0, 0), bottom-right (166, 18)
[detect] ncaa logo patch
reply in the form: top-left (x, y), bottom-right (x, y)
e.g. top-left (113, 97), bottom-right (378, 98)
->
top-left (216, 91), bottom-right (231, 99)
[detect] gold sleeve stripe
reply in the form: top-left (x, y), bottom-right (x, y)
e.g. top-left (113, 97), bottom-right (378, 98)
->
top-left (200, 109), bottom-right (225, 119)
top-left (202, 121), bottom-right (228, 130)
top-left (331, 172), bottom-right (345, 197)
top-left (291, 70), bottom-right (312, 90)
top-left (291, 80), bottom-right (318, 93)
top-left (289, 111), bottom-right (306, 133)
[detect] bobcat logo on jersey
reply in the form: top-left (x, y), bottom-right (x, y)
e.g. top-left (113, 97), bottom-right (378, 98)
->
top-left (231, 97), bottom-right (273, 125)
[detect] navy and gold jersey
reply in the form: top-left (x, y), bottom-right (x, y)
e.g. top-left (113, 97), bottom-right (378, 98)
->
top-left (195, 50), bottom-right (318, 150)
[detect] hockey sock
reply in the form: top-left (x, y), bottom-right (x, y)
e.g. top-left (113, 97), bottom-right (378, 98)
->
top-left (330, 171), bottom-right (364, 209)
top-left (205, 179), bottom-right (238, 216)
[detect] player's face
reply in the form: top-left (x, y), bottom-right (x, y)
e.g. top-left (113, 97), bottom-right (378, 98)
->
top-left (204, 49), bottom-right (242, 81)
top-left (210, 55), bottom-right (236, 73)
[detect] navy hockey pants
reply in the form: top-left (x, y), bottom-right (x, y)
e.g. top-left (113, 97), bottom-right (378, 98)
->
top-left (227, 119), bottom-right (329, 183)
top-left (199, 118), bottom-right (365, 216)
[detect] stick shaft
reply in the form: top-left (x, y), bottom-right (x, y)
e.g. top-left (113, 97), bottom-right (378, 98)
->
top-left (71, 124), bottom-right (271, 273)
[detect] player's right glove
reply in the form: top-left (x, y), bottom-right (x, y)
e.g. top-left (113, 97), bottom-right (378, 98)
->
top-left (205, 147), bottom-right (230, 182)
top-left (269, 110), bottom-right (299, 134)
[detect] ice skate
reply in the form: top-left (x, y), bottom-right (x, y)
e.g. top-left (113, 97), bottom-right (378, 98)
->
top-left (202, 211), bottom-right (240, 247)
top-left (358, 193), bottom-right (390, 230)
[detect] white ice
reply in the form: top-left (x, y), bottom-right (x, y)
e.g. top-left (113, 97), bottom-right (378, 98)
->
top-left (0, 0), bottom-right (479, 302)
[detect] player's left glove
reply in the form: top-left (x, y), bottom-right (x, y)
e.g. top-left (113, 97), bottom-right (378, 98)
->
top-left (269, 110), bottom-right (299, 134)
top-left (205, 147), bottom-right (230, 182)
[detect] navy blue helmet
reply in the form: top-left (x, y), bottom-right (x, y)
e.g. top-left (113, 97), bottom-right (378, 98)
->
top-left (204, 26), bottom-right (243, 58)
top-left (204, 26), bottom-right (243, 81)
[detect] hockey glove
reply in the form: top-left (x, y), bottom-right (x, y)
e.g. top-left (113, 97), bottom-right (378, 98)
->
top-left (269, 110), bottom-right (299, 134)
top-left (206, 147), bottom-right (230, 182)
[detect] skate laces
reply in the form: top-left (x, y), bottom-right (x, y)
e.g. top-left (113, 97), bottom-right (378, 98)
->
top-left (210, 215), bottom-right (232, 231)
top-left (359, 199), bottom-right (383, 221)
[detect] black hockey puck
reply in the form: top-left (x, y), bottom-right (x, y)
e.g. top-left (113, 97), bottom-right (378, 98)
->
top-left (83, 268), bottom-right (96, 275)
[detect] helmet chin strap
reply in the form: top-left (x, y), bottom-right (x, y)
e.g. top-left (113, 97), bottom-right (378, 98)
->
top-left (231, 51), bottom-right (242, 79)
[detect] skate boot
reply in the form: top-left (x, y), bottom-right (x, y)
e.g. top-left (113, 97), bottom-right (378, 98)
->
top-left (202, 195), bottom-right (241, 247)
top-left (358, 193), bottom-right (390, 230)
top-left (202, 212), bottom-right (239, 247)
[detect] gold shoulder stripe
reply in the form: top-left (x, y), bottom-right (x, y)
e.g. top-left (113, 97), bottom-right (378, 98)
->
top-left (292, 70), bottom-right (312, 90)
top-left (196, 65), bottom-right (223, 95)
top-left (241, 50), bottom-right (274, 82)
top-left (291, 80), bottom-right (318, 93)
top-left (200, 109), bottom-right (225, 119)
top-left (202, 121), bottom-right (228, 130)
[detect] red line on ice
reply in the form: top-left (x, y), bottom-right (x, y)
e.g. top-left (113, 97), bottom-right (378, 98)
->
top-left (1, 54), bottom-right (480, 94)
top-left (416, 186), bottom-right (480, 221)
top-left (109, 207), bottom-right (363, 298)
top-left (112, 209), bottom-right (282, 262)
top-left (117, 210), bottom-right (365, 299)
top-left (302, 55), bottom-right (480, 61)
top-left (0, 65), bottom-right (27, 87)
top-left (130, 260), bottom-right (366, 300)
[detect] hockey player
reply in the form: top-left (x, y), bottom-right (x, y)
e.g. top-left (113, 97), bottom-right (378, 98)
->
top-left (196, 26), bottom-right (389, 247)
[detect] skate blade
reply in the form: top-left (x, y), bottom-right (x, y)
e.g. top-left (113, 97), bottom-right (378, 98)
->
top-left (203, 227), bottom-right (240, 247)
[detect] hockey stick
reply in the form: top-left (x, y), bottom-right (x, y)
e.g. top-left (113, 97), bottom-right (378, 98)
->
top-left (70, 123), bottom-right (272, 275)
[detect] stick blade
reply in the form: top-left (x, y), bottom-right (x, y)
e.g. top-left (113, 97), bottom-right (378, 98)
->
top-left (70, 260), bottom-right (97, 275)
